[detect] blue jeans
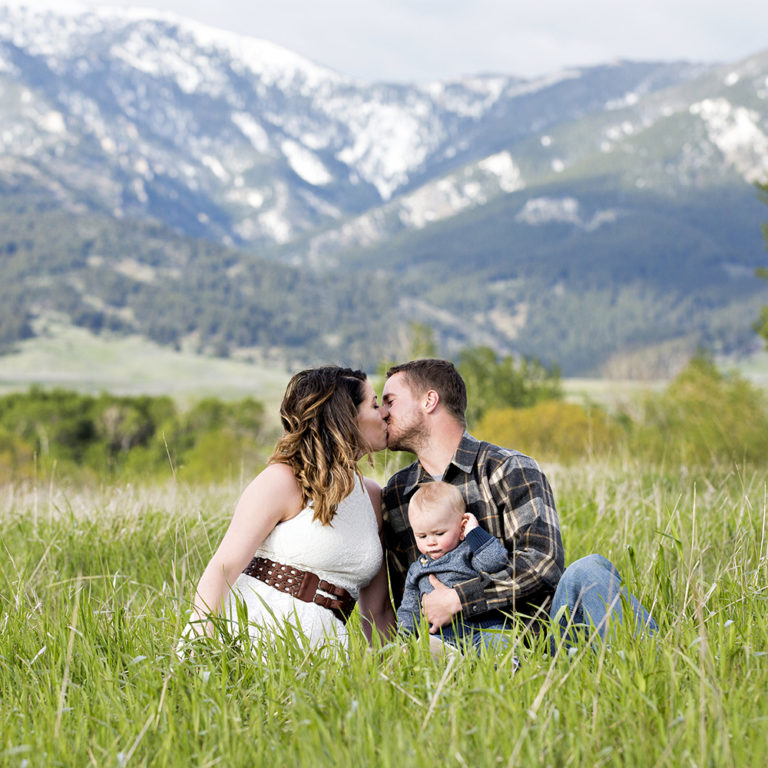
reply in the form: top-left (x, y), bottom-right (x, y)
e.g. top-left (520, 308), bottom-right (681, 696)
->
top-left (549, 554), bottom-right (658, 650)
top-left (438, 616), bottom-right (513, 654)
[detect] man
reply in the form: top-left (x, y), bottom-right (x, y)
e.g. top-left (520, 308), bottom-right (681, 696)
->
top-left (380, 358), bottom-right (656, 645)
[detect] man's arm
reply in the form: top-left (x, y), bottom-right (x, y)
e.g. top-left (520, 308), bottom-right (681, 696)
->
top-left (453, 456), bottom-right (564, 620)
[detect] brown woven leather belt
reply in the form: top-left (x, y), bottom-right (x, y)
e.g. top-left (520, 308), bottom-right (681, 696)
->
top-left (242, 556), bottom-right (356, 624)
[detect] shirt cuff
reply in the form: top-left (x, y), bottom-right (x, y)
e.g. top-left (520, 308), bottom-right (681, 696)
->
top-left (465, 526), bottom-right (494, 551)
top-left (454, 576), bottom-right (488, 618)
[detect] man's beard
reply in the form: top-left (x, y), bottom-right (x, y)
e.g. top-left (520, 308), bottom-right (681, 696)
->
top-left (386, 412), bottom-right (427, 454)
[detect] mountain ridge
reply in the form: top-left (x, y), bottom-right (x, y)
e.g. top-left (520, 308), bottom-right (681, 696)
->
top-left (1, 3), bottom-right (767, 375)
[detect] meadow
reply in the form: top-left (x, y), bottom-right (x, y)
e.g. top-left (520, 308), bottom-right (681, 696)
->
top-left (1, 456), bottom-right (766, 767)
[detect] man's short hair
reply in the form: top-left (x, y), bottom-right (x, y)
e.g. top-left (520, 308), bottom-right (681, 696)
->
top-left (386, 359), bottom-right (467, 425)
top-left (409, 481), bottom-right (466, 520)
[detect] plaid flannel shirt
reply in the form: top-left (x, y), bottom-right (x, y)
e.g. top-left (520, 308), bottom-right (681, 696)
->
top-left (382, 432), bottom-right (564, 622)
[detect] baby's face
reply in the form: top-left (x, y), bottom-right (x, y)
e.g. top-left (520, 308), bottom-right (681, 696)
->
top-left (409, 504), bottom-right (465, 560)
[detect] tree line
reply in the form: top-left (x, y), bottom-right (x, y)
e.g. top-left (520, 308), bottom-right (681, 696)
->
top-left (0, 388), bottom-right (270, 484)
top-left (2, 345), bottom-right (768, 486)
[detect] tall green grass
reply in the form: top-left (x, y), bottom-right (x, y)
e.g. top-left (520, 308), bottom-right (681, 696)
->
top-left (1, 462), bottom-right (766, 767)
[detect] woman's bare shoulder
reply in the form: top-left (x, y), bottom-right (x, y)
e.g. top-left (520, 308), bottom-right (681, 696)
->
top-left (259, 461), bottom-right (299, 484)
top-left (239, 462), bottom-right (303, 520)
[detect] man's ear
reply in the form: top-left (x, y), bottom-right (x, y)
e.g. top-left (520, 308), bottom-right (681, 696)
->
top-left (423, 389), bottom-right (439, 413)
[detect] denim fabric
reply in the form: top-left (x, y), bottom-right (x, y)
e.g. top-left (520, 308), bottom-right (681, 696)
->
top-left (437, 615), bottom-right (514, 654)
top-left (549, 554), bottom-right (658, 650)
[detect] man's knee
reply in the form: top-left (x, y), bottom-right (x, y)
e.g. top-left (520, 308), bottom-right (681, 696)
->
top-left (561, 554), bottom-right (617, 588)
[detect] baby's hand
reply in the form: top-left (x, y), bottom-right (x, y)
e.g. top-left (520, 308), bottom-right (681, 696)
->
top-left (463, 512), bottom-right (479, 534)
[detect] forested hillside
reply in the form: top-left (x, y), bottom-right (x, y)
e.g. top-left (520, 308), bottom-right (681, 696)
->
top-left (0, 185), bottom-right (398, 367)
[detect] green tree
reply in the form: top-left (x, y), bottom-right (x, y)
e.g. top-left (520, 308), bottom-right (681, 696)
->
top-left (457, 346), bottom-right (562, 426)
top-left (629, 353), bottom-right (768, 466)
top-left (475, 400), bottom-right (618, 462)
top-left (376, 321), bottom-right (439, 378)
top-left (407, 322), bottom-right (439, 359)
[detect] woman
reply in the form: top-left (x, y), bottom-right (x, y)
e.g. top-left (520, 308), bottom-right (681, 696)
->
top-left (181, 366), bottom-right (395, 651)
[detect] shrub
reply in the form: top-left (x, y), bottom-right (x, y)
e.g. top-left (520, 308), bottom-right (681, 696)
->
top-left (475, 400), bottom-right (619, 462)
top-left (457, 345), bottom-right (562, 426)
top-left (0, 388), bottom-right (271, 483)
top-left (626, 354), bottom-right (768, 467)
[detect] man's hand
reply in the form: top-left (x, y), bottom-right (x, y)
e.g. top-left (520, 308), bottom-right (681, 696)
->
top-left (422, 574), bottom-right (461, 633)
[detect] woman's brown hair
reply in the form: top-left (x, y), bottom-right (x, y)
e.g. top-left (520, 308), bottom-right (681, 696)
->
top-left (269, 366), bottom-right (370, 525)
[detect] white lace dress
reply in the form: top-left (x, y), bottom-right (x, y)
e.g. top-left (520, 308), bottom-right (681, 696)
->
top-left (223, 475), bottom-right (382, 649)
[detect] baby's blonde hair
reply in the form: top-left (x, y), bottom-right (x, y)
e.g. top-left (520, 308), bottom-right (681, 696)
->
top-left (409, 481), bottom-right (465, 521)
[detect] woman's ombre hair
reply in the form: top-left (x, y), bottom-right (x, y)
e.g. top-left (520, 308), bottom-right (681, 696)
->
top-left (269, 366), bottom-right (370, 525)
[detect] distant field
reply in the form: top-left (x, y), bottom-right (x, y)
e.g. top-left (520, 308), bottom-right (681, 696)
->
top-left (561, 377), bottom-right (663, 409)
top-left (0, 323), bottom-right (291, 410)
top-left (1, 323), bottom-right (766, 413)
top-left (722, 349), bottom-right (768, 385)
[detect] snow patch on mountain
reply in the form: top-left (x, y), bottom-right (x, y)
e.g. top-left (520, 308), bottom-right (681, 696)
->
top-left (257, 182), bottom-right (294, 243)
top-left (516, 197), bottom-right (618, 230)
top-left (517, 197), bottom-right (581, 226)
top-left (231, 113), bottom-right (270, 154)
top-left (112, 29), bottom-right (208, 94)
top-left (37, 109), bottom-right (65, 134)
top-left (476, 152), bottom-right (523, 192)
top-left (201, 155), bottom-right (228, 181)
top-left (335, 101), bottom-right (439, 199)
top-left (181, 15), bottom-right (343, 92)
top-left (600, 120), bottom-right (638, 152)
top-left (423, 76), bottom-right (509, 118)
top-left (297, 151), bottom-right (525, 264)
top-left (281, 139), bottom-right (333, 186)
top-left (423, 69), bottom-right (581, 119)
top-left (398, 151), bottom-right (523, 228)
top-left (605, 92), bottom-right (640, 110)
top-left (227, 186), bottom-right (265, 210)
top-left (690, 98), bottom-right (768, 182)
top-left (3, 2), bottom-right (340, 93)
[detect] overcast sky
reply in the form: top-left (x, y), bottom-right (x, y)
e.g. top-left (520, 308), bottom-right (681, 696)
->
top-left (24, 0), bottom-right (768, 82)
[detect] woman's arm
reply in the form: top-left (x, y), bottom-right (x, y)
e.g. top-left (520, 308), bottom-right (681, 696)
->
top-left (358, 477), bottom-right (397, 645)
top-left (188, 462), bottom-right (303, 635)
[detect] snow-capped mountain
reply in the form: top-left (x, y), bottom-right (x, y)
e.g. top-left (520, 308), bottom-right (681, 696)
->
top-left (2, 2), bottom-right (767, 375)
top-left (0, 2), bottom-right (703, 250)
top-left (291, 48), bottom-right (768, 268)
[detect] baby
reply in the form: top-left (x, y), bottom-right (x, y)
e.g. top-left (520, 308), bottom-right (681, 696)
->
top-left (396, 481), bottom-right (512, 653)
